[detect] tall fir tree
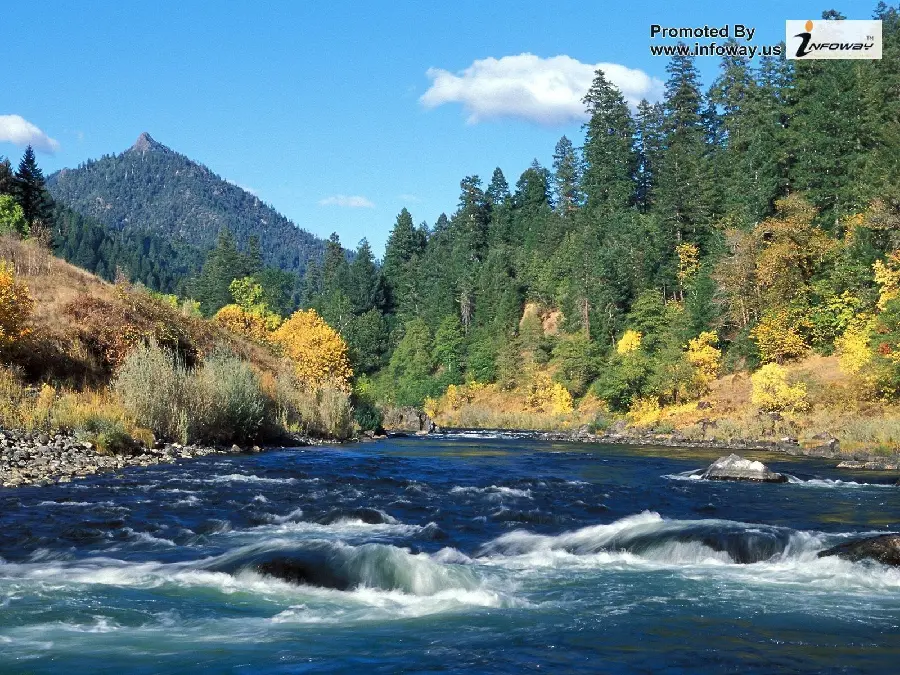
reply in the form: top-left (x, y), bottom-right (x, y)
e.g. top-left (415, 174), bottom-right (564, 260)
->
top-left (13, 146), bottom-right (54, 236)
top-left (633, 100), bottom-right (665, 212)
top-left (580, 70), bottom-right (636, 213)
top-left (551, 136), bottom-right (581, 218)
top-left (656, 49), bottom-right (715, 247)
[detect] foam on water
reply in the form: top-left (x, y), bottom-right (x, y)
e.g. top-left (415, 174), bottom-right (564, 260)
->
top-left (665, 468), bottom-right (896, 489)
top-left (450, 485), bottom-right (533, 499)
top-left (475, 512), bottom-right (900, 594)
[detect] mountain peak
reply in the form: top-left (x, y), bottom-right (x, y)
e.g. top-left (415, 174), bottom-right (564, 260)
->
top-left (130, 132), bottom-right (159, 153)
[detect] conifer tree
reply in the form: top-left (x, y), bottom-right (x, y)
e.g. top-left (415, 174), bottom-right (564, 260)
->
top-left (634, 100), bottom-right (664, 212)
top-left (551, 136), bottom-right (581, 218)
top-left (0, 157), bottom-right (14, 196)
top-left (13, 146), bottom-right (54, 235)
top-left (580, 70), bottom-right (636, 212)
top-left (656, 49), bottom-right (714, 246)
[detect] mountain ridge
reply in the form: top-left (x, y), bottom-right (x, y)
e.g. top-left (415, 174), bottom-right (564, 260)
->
top-left (47, 133), bottom-right (327, 276)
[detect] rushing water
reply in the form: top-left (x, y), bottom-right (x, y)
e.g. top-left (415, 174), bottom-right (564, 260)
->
top-left (1, 433), bottom-right (899, 674)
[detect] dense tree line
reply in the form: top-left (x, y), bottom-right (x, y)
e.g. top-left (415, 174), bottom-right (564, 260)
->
top-left (312, 5), bottom-right (900, 408)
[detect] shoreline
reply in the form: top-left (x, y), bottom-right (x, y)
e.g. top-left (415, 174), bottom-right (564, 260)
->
top-left (0, 429), bottom-right (330, 488)
top-left (4, 423), bottom-right (898, 489)
top-left (414, 426), bottom-right (900, 472)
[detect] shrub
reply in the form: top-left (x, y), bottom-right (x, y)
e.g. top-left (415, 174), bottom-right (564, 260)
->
top-left (114, 340), bottom-right (267, 444)
top-left (318, 385), bottom-right (353, 439)
top-left (750, 363), bottom-right (809, 412)
top-left (192, 349), bottom-right (267, 443)
top-left (525, 372), bottom-right (573, 414)
top-left (0, 261), bottom-right (33, 356)
top-left (64, 289), bottom-right (199, 375)
top-left (627, 397), bottom-right (662, 427)
top-left (113, 339), bottom-right (194, 442)
top-left (272, 370), bottom-right (354, 439)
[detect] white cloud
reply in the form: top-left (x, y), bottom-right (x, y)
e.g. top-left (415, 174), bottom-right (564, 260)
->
top-left (227, 178), bottom-right (257, 196)
top-left (318, 194), bottom-right (375, 209)
top-left (0, 115), bottom-right (60, 153)
top-left (420, 53), bottom-right (663, 125)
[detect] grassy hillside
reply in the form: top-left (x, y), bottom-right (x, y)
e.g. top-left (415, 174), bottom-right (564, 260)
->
top-left (0, 236), bottom-right (356, 450)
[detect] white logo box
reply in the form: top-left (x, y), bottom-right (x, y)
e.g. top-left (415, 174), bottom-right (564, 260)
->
top-left (786, 19), bottom-right (882, 59)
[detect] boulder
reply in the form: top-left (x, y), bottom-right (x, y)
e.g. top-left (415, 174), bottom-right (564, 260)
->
top-left (701, 454), bottom-right (787, 483)
top-left (817, 534), bottom-right (900, 566)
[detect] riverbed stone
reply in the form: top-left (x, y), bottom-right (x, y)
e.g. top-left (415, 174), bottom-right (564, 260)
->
top-left (817, 534), bottom-right (900, 566)
top-left (701, 454), bottom-right (787, 483)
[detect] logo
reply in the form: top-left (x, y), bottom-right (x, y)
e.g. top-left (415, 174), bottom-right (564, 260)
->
top-left (787, 19), bottom-right (882, 59)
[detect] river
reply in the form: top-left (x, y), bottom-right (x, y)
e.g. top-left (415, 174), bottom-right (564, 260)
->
top-left (1, 432), bottom-right (898, 673)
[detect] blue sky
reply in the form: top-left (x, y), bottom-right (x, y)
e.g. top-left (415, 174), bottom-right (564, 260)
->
top-left (2, 0), bottom-right (880, 256)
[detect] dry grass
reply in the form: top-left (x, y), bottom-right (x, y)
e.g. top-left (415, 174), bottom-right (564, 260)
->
top-left (0, 365), bottom-right (152, 453)
top-left (431, 381), bottom-right (592, 430)
top-left (0, 235), bottom-right (283, 387)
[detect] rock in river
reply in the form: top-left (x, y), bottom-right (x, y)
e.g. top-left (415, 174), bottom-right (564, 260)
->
top-left (701, 454), bottom-right (787, 483)
top-left (817, 534), bottom-right (900, 566)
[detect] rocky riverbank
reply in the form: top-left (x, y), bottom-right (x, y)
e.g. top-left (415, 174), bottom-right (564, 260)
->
top-left (0, 429), bottom-right (316, 488)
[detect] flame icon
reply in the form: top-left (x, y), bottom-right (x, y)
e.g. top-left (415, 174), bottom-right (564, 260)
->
top-left (805, 20), bottom-right (814, 31)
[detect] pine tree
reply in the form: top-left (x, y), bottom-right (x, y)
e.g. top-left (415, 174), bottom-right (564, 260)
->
top-left (382, 208), bottom-right (426, 317)
top-left (581, 69), bottom-right (636, 212)
top-left (634, 100), bottom-right (664, 212)
top-left (0, 157), bottom-right (14, 196)
top-left (485, 167), bottom-right (511, 207)
top-left (551, 136), bottom-right (581, 218)
top-left (486, 168), bottom-right (513, 246)
top-left (13, 146), bottom-right (54, 236)
top-left (348, 238), bottom-right (382, 313)
top-left (789, 10), bottom-right (883, 225)
top-left (656, 49), bottom-right (714, 247)
top-left (193, 229), bottom-right (256, 315)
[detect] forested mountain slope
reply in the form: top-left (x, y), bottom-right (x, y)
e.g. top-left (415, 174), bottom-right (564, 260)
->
top-left (47, 133), bottom-right (326, 275)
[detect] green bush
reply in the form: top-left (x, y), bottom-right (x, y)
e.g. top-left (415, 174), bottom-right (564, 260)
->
top-left (113, 339), bottom-right (193, 442)
top-left (193, 349), bottom-right (267, 443)
top-left (114, 340), bottom-right (267, 444)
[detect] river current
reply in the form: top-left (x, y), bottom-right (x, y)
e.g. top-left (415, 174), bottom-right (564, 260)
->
top-left (0, 432), bottom-right (898, 673)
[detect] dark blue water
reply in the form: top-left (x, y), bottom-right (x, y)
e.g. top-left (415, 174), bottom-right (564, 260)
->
top-left (1, 432), bottom-right (899, 674)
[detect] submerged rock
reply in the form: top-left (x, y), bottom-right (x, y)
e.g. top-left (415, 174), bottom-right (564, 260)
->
top-left (701, 454), bottom-right (787, 483)
top-left (255, 557), bottom-right (352, 590)
top-left (817, 534), bottom-right (900, 566)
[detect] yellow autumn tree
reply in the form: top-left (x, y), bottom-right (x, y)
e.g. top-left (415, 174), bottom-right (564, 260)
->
top-left (616, 329), bottom-right (642, 355)
top-left (0, 261), bottom-right (34, 354)
top-left (213, 277), bottom-right (282, 342)
top-left (214, 304), bottom-right (273, 343)
top-left (873, 251), bottom-right (900, 310)
top-left (686, 331), bottom-right (721, 393)
top-left (836, 319), bottom-right (874, 376)
top-left (750, 363), bottom-right (808, 412)
top-left (751, 309), bottom-right (809, 363)
top-left (754, 195), bottom-right (835, 307)
top-left (272, 309), bottom-right (353, 390)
